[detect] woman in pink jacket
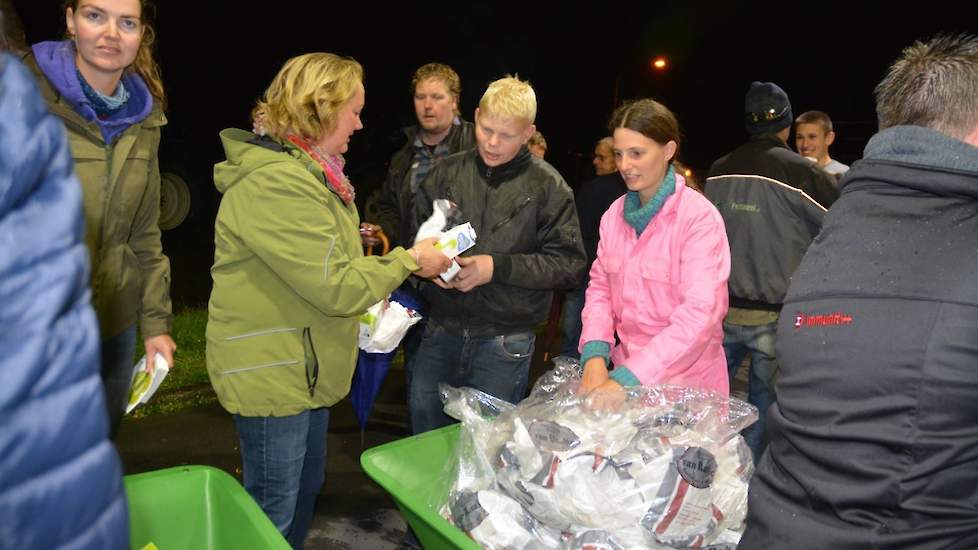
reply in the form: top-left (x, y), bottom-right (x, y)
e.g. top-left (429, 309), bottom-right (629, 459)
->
top-left (579, 99), bottom-right (730, 403)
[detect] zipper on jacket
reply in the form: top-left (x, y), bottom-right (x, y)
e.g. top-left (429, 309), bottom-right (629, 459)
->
top-left (92, 144), bottom-right (113, 288)
top-left (302, 327), bottom-right (319, 397)
top-left (224, 327), bottom-right (297, 341)
top-left (490, 196), bottom-right (533, 234)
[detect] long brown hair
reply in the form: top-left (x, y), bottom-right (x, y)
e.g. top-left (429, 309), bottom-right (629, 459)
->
top-left (1, 0), bottom-right (28, 54)
top-left (608, 98), bottom-right (681, 162)
top-left (64, 0), bottom-right (166, 111)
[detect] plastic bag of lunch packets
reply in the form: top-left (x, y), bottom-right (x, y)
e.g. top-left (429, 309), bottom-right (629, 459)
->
top-left (436, 357), bottom-right (758, 549)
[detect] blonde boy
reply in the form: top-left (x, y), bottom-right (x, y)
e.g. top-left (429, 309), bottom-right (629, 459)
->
top-left (408, 76), bottom-right (586, 434)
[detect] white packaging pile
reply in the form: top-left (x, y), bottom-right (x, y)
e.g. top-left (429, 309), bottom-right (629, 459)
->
top-left (436, 358), bottom-right (758, 549)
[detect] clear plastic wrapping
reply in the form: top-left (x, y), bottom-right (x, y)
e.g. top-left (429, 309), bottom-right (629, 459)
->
top-left (435, 357), bottom-right (758, 549)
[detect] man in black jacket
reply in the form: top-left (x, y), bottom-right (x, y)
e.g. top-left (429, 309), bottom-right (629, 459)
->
top-left (368, 63), bottom-right (475, 249)
top-left (559, 137), bottom-right (626, 359)
top-left (364, 63), bottom-right (475, 410)
top-left (410, 76), bottom-right (586, 434)
top-left (705, 81), bottom-right (838, 463)
top-left (741, 34), bottom-right (978, 549)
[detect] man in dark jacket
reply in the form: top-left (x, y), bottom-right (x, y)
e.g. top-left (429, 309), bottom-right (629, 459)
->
top-left (369, 62), bottom-right (475, 249)
top-left (365, 64), bottom-right (475, 409)
top-left (0, 51), bottom-right (127, 549)
top-left (410, 76), bottom-right (586, 434)
top-left (704, 81), bottom-right (838, 463)
top-left (559, 137), bottom-right (626, 359)
top-left (741, 34), bottom-right (978, 549)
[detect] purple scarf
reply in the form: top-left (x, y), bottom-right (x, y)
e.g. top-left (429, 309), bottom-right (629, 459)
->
top-left (32, 40), bottom-right (153, 144)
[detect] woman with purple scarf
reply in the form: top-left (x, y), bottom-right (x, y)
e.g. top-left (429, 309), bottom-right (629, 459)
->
top-left (26, 0), bottom-right (175, 438)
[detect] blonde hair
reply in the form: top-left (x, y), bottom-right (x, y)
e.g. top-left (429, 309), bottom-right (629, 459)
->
top-left (251, 52), bottom-right (363, 141)
top-left (528, 130), bottom-right (547, 150)
top-left (478, 75), bottom-right (536, 124)
top-left (411, 62), bottom-right (461, 115)
top-left (64, 0), bottom-right (166, 110)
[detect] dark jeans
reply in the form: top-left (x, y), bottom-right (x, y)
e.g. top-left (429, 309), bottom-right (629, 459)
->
top-left (559, 280), bottom-right (587, 359)
top-left (408, 322), bottom-right (535, 434)
top-left (723, 320), bottom-right (778, 464)
top-left (100, 324), bottom-right (137, 439)
top-left (401, 317), bottom-right (427, 426)
top-left (234, 408), bottom-right (329, 549)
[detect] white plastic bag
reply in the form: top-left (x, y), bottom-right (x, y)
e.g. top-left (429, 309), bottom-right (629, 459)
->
top-left (438, 357), bottom-right (758, 549)
top-left (126, 353), bottom-right (169, 414)
top-left (358, 297), bottom-right (423, 353)
top-left (415, 199), bottom-right (478, 282)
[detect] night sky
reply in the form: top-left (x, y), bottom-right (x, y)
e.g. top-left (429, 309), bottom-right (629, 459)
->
top-left (11, 0), bottom-right (978, 303)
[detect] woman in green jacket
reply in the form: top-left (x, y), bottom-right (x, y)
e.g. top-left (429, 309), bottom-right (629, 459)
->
top-left (207, 52), bottom-right (449, 548)
top-left (28, 0), bottom-right (175, 437)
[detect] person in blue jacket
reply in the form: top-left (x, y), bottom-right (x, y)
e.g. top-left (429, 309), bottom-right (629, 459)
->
top-left (0, 40), bottom-right (128, 550)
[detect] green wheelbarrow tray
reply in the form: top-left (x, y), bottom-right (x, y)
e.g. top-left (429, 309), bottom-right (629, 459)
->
top-left (125, 465), bottom-right (290, 549)
top-left (361, 425), bottom-right (480, 550)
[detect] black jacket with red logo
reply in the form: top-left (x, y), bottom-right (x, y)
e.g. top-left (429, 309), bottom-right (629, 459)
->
top-left (741, 125), bottom-right (978, 549)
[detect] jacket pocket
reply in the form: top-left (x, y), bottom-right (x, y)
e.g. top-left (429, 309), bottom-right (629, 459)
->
top-left (490, 196), bottom-right (534, 235)
top-left (222, 359), bottom-right (301, 375)
top-left (640, 260), bottom-right (676, 324)
top-left (218, 327), bottom-right (302, 375)
top-left (496, 332), bottom-right (535, 360)
top-left (118, 245), bottom-right (140, 291)
top-left (116, 140), bottom-right (154, 216)
top-left (302, 327), bottom-right (319, 397)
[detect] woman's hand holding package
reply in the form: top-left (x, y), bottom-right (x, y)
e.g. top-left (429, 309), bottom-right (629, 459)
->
top-left (585, 379), bottom-right (626, 412)
top-left (580, 357), bottom-right (625, 411)
top-left (580, 357), bottom-right (610, 393)
top-left (412, 237), bottom-right (453, 278)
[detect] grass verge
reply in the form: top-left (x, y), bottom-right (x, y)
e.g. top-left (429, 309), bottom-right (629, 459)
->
top-left (130, 307), bottom-right (215, 418)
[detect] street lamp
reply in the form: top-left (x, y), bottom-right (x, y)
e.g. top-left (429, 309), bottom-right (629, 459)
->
top-left (612, 56), bottom-right (671, 110)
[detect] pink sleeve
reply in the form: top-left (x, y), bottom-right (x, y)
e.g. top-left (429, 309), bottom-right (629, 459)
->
top-left (579, 209), bottom-right (618, 351)
top-left (625, 209), bottom-right (730, 385)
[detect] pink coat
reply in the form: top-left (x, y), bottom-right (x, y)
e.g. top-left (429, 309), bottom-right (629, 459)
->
top-left (580, 178), bottom-right (731, 395)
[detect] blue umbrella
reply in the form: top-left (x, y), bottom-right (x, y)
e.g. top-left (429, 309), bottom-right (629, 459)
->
top-left (350, 287), bottom-right (424, 430)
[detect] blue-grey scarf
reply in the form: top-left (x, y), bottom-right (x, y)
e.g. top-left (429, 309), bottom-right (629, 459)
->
top-left (77, 68), bottom-right (130, 117)
top-left (623, 164), bottom-right (676, 236)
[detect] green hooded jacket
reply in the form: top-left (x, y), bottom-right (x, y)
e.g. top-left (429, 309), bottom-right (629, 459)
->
top-left (27, 54), bottom-right (172, 340)
top-left (207, 129), bottom-right (418, 416)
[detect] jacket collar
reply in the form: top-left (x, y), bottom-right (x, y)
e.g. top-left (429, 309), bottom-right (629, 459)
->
top-left (404, 116), bottom-right (464, 147)
top-left (657, 173), bottom-right (688, 221)
top-left (474, 146), bottom-right (532, 185)
top-left (748, 133), bottom-right (791, 151)
top-left (849, 126), bottom-right (978, 200)
top-left (864, 125), bottom-right (978, 175)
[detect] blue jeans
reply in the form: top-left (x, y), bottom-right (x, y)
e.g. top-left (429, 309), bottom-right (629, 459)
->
top-left (100, 324), bottom-right (137, 439)
top-left (234, 408), bottom-right (329, 549)
top-left (409, 322), bottom-right (535, 434)
top-left (559, 280), bottom-right (587, 359)
top-left (723, 321), bottom-right (778, 464)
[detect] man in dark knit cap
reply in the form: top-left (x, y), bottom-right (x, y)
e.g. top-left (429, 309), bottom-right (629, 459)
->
top-left (704, 81), bottom-right (838, 463)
